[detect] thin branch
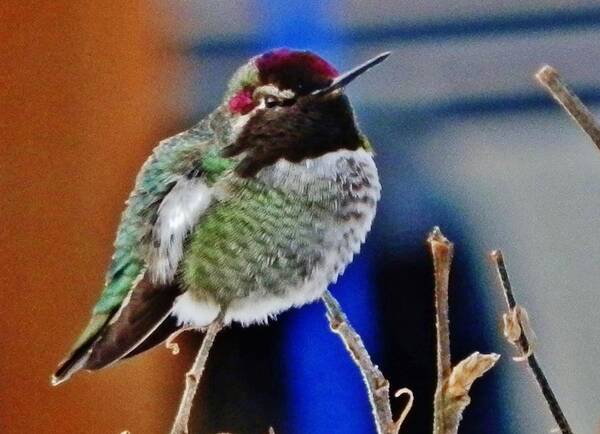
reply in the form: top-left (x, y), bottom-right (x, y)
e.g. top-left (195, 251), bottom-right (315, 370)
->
top-left (321, 290), bottom-right (392, 430)
top-left (535, 65), bottom-right (600, 150)
top-left (430, 227), bottom-right (453, 400)
top-left (490, 250), bottom-right (574, 434)
top-left (170, 312), bottom-right (226, 434)
top-left (322, 290), bottom-right (412, 434)
top-left (429, 227), bottom-right (499, 434)
top-left (429, 227), bottom-right (453, 434)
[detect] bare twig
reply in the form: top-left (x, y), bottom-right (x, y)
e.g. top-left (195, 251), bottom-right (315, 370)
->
top-left (430, 227), bottom-right (452, 434)
top-left (535, 65), bottom-right (600, 150)
top-left (322, 290), bottom-right (412, 434)
top-left (490, 250), bottom-right (574, 434)
top-left (429, 227), bottom-right (499, 434)
top-left (170, 312), bottom-right (226, 434)
top-left (430, 227), bottom-right (453, 403)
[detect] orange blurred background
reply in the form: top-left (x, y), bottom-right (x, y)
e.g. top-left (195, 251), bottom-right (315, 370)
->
top-left (1, 3), bottom-right (199, 433)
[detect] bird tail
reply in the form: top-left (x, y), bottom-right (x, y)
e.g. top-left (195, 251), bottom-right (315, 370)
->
top-left (51, 276), bottom-right (181, 385)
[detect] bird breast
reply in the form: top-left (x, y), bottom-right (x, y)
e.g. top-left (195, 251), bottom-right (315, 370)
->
top-left (176, 147), bottom-right (380, 326)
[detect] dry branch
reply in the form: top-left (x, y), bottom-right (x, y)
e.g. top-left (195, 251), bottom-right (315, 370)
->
top-left (535, 65), bottom-right (600, 150)
top-left (429, 227), bottom-right (499, 434)
top-left (322, 290), bottom-right (413, 434)
top-left (490, 250), bottom-right (573, 434)
top-left (170, 313), bottom-right (225, 434)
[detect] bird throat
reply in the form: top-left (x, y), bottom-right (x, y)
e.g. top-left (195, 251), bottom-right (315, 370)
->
top-left (224, 94), bottom-right (363, 177)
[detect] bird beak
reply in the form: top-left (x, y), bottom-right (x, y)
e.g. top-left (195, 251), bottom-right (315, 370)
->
top-left (311, 51), bottom-right (391, 97)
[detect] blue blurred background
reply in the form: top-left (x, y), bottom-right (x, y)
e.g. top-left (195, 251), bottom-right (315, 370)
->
top-left (3, 1), bottom-right (600, 433)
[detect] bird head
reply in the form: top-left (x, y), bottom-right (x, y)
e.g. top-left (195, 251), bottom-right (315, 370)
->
top-left (214, 48), bottom-right (390, 177)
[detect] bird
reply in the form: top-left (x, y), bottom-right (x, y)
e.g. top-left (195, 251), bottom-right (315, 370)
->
top-left (52, 48), bottom-right (390, 385)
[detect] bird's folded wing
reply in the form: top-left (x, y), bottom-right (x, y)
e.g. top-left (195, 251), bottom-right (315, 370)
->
top-left (52, 124), bottom-right (236, 384)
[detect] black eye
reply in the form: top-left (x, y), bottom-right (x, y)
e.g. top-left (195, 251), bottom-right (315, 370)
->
top-left (264, 96), bottom-right (295, 108)
top-left (265, 96), bottom-right (278, 108)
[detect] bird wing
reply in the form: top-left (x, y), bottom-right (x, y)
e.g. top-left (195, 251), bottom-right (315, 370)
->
top-left (53, 121), bottom-right (235, 384)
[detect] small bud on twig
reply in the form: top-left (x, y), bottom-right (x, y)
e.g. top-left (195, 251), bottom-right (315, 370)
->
top-left (490, 250), bottom-right (573, 434)
top-left (502, 305), bottom-right (536, 361)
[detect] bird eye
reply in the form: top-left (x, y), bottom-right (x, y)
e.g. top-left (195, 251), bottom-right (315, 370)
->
top-left (265, 96), bottom-right (278, 108)
top-left (253, 85), bottom-right (296, 109)
top-left (264, 95), bottom-right (295, 109)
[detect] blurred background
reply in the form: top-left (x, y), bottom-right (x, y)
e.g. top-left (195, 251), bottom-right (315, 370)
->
top-left (2, 1), bottom-right (600, 433)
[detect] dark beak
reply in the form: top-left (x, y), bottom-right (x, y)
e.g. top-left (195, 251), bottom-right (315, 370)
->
top-left (311, 51), bottom-right (391, 97)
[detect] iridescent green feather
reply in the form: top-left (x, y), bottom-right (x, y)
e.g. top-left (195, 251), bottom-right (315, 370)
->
top-left (182, 176), bottom-right (334, 303)
top-left (70, 120), bottom-right (226, 349)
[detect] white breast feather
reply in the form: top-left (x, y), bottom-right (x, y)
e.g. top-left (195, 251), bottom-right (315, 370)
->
top-left (148, 177), bottom-right (212, 284)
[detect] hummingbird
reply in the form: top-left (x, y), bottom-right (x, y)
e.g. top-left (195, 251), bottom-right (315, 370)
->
top-left (52, 48), bottom-right (390, 385)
